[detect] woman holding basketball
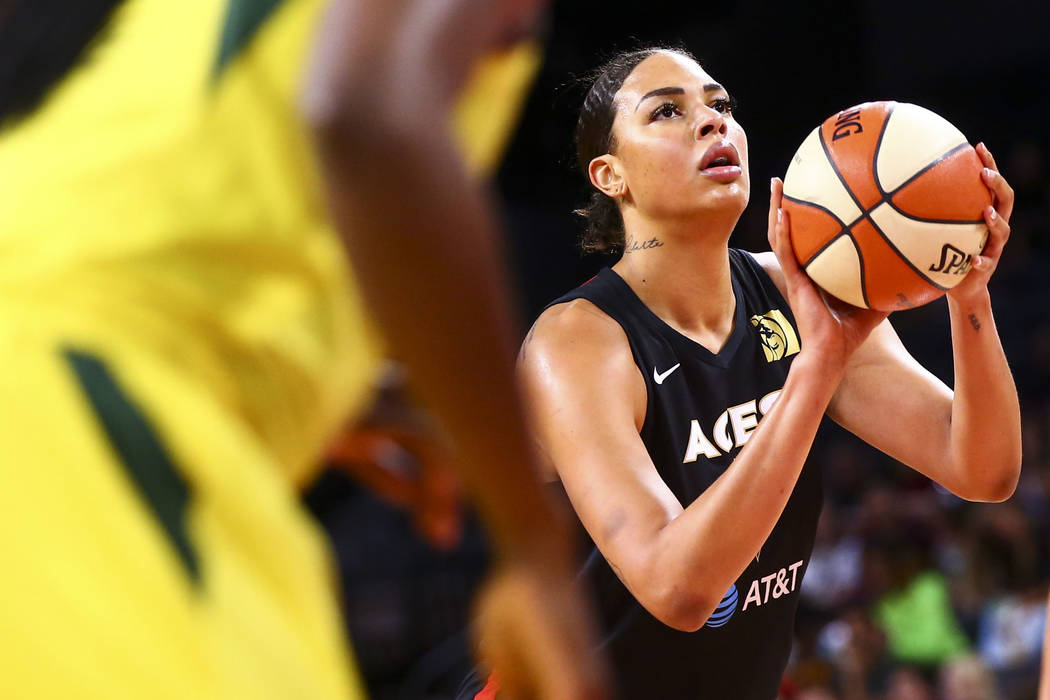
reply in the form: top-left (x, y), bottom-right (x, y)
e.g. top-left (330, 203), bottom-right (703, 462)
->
top-left (515, 48), bottom-right (1020, 699)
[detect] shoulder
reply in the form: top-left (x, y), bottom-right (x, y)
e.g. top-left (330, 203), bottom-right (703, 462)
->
top-left (521, 298), bottom-right (633, 372)
top-left (744, 250), bottom-right (788, 300)
top-left (519, 298), bottom-right (646, 428)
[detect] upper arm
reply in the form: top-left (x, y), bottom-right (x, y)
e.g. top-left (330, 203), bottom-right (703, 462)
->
top-left (752, 251), bottom-right (788, 297)
top-left (518, 302), bottom-right (686, 594)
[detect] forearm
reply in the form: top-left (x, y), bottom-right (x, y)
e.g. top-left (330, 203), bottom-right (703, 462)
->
top-left (946, 291), bottom-right (1021, 500)
top-left (646, 354), bottom-right (841, 626)
top-left (315, 124), bottom-right (573, 565)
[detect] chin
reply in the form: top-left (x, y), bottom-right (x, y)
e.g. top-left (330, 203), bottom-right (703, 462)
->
top-left (700, 181), bottom-right (749, 216)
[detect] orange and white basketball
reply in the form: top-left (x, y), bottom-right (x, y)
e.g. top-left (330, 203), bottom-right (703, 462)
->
top-left (782, 101), bottom-right (991, 311)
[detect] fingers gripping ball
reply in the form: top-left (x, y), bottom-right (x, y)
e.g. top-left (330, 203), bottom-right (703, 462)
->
top-left (782, 101), bottom-right (991, 311)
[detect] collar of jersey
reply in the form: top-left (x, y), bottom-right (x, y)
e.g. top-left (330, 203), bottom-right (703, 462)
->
top-left (601, 266), bottom-right (748, 369)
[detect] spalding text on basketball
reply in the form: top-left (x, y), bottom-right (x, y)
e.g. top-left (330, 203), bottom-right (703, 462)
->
top-left (929, 243), bottom-right (973, 275)
top-left (831, 108), bottom-right (864, 141)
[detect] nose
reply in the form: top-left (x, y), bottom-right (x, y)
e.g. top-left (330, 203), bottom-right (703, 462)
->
top-left (695, 108), bottom-right (728, 140)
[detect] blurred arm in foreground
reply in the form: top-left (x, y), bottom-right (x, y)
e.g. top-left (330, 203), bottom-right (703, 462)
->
top-left (302, 1), bottom-right (606, 697)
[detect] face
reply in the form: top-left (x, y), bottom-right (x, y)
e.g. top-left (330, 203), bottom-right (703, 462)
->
top-left (598, 52), bottom-right (750, 226)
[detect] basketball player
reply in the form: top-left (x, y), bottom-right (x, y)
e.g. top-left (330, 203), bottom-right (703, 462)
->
top-left (510, 47), bottom-right (1020, 699)
top-left (0, 1), bottom-right (603, 698)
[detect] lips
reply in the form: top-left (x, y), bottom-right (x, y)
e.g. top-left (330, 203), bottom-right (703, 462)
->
top-left (699, 141), bottom-right (741, 170)
top-left (699, 141), bottom-right (742, 183)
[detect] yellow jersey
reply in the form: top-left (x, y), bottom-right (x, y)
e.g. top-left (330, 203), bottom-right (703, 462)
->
top-left (0, 0), bottom-right (540, 698)
top-left (0, 0), bottom-right (540, 484)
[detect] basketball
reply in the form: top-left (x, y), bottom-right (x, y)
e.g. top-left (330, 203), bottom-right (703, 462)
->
top-left (782, 101), bottom-right (991, 311)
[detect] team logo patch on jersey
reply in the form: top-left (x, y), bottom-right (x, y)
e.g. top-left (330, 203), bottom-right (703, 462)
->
top-left (705, 584), bottom-right (739, 629)
top-left (750, 310), bottom-right (800, 362)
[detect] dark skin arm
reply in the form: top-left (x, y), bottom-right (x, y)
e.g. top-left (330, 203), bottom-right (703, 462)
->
top-left (303, 2), bottom-right (605, 697)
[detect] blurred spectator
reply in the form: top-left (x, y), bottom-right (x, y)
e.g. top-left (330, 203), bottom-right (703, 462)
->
top-left (940, 654), bottom-right (1003, 700)
top-left (866, 519), bottom-right (969, 667)
top-left (884, 668), bottom-right (934, 700)
top-left (802, 508), bottom-right (864, 613)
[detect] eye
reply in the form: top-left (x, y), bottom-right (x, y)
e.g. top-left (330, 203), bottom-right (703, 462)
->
top-left (649, 101), bottom-right (682, 121)
top-left (710, 96), bottom-right (738, 115)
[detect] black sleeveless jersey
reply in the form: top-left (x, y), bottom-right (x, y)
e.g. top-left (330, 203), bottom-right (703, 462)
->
top-left (549, 249), bottom-right (823, 700)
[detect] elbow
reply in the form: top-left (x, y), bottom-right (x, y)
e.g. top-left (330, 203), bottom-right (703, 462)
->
top-left (956, 458), bottom-right (1021, 503)
top-left (301, 75), bottom-right (356, 148)
top-left (981, 464), bottom-right (1021, 503)
top-left (643, 582), bottom-right (722, 633)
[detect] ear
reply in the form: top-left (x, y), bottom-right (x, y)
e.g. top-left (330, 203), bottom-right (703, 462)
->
top-left (588, 154), bottom-right (627, 199)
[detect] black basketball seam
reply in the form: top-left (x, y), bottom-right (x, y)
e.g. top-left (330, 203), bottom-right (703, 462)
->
top-left (871, 102), bottom-right (896, 197)
top-left (782, 194), bottom-right (848, 228)
top-left (878, 200), bottom-right (985, 226)
top-left (844, 231), bottom-right (872, 309)
top-left (879, 141), bottom-right (984, 224)
top-left (801, 231), bottom-right (869, 307)
top-left (818, 125), bottom-right (867, 222)
top-left (801, 229), bottom-right (849, 268)
top-left (781, 194), bottom-right (852, 267)
top-left (861, 212), bottom-right (950, 291)
top-left (884, 141), bottom-right (970, 198)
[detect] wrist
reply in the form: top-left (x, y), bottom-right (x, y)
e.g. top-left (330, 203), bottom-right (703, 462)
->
top-left (946, 287), bottom-right (991, 313)
top-left (792, 346), bottom-right (849, 382)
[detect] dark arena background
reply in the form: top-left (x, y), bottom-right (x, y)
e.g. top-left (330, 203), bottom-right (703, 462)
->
top-left (306, 0), bottom-right (1050, 698)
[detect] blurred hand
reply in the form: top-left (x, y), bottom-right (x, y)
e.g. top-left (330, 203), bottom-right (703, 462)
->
top-left (327, 362), bottom-right (462, 549)
top-left (767, 178), bottom-right (887, 370)
top-left (947, 142), bottom-right (1014, 304)
top-left (473, 554), bottom-right (609, 700)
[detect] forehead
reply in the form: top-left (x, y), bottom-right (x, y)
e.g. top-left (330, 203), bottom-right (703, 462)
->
top-left (614, 52), bottom-right (719, 110)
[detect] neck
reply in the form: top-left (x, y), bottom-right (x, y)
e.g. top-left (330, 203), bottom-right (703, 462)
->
top-left (612, 213), bottom-right (738, 353)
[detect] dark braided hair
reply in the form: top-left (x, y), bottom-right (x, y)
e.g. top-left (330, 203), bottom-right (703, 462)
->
top-left (574, 46), bottom-right (698, 254)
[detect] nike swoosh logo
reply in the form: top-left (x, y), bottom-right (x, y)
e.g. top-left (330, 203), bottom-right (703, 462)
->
top-left (653, 363), bottom-right (681, 385)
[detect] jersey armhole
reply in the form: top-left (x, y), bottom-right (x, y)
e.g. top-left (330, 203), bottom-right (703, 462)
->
top-left (541, 297), bottom-right (654, 441)
top-left (732, 249), bottom-right (797, 326)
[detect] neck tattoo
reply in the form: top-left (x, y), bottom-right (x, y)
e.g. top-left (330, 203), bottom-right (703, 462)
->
top-left (624, 235), bottom-right (664, 254)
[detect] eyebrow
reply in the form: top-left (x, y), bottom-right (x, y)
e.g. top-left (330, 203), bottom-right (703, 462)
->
top-left (635, 83), bottom-right (726, 111)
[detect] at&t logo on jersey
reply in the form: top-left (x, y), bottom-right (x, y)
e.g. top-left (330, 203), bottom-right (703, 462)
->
top-left (704, 584), bottom-right (739, 628)
top-left (742, 560), bottom-right (805, 611)
top-left (702, 561), bottom-right (805, 630)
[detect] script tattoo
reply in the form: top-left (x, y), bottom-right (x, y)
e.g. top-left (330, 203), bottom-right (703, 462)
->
top-left (968, 313), bottom-right (982, 332)
top-left (624, 235), bottom-right (664, 254)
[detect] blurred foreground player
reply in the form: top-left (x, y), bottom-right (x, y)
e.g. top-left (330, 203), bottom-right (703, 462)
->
top-left (0, 1), bottom-right (603, 699)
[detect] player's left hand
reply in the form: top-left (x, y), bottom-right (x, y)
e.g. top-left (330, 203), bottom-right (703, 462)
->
top-left (947, 142), bottom-right (1014, 303)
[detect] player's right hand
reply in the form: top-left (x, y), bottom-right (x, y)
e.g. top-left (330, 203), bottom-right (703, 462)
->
top-left (473, 554), bottom-right (609, 700)
top-left (767, 177), bottom-right (887, 370)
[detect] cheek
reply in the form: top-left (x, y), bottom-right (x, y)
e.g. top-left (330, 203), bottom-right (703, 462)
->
top-left (622, 139), bottom-right (695, 194)
top-left (731, 123), bottom-right (750, 171)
